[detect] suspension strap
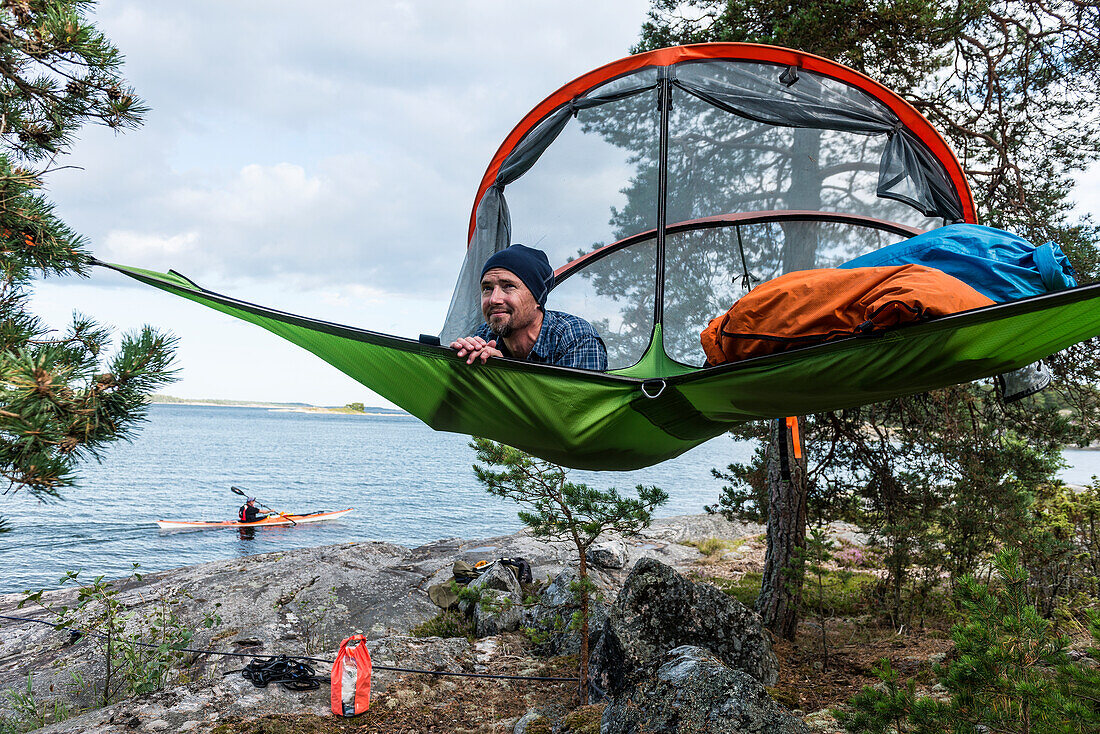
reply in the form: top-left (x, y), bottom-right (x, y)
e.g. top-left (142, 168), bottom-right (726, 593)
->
top-left (778, 416), bottom-right (802, 481)
top-left (777, 418), bottom-right (791, 481)
top-left (786, 416), bottom-right (802, 460)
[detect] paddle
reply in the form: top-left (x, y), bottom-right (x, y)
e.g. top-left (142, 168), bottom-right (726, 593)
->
top-left (230, 486), bottom-right (297, 526)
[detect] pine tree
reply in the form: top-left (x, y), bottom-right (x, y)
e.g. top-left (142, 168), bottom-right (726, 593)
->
top-left (841, 549), bottom-right (1100, 734)
top-left (0, 0), bottom-right (177, 531)
top-left (470, 438), bottom-right (668, 705)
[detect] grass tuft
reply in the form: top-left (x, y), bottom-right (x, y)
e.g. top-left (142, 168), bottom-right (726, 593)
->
top-left (561, 704), bottom-right (606, 733)
top-left (409, 609), bottom-right (475, 640)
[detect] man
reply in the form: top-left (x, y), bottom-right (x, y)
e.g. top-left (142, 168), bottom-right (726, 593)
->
top-left (450, 244), bottom-right (607, 370)
top-left (238, 498), bottom-right (268, 524)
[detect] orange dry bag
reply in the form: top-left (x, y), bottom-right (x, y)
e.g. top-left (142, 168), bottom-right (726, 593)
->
top-left (331, 634), bottom-right (372, 717)
top-left (700, 264), bottom-right (995, 365)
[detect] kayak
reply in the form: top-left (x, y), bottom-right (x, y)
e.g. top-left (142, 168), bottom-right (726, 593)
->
top-left (156, 508), bottom-right (354, 529)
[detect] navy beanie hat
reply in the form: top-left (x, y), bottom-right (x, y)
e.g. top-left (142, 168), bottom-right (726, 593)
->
top-left (481, 244), bottom-right (555, 307)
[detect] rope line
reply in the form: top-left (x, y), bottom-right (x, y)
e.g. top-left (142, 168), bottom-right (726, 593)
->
top-left (0, 613), bottom-right (579, 683)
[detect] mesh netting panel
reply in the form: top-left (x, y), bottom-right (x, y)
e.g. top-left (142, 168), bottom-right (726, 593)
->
top-left (661, 222), bottom-right (911, 365)
top-left (450, 51), bottom-right (963, 341)
top-left (674, 60), bottom-right (898, 132)
top-left (552, 239), bottom-right (657, 370)
top-left (505, 88), bottom-right (660, 269)
top-left (666, 86), bottom-right (938, 234)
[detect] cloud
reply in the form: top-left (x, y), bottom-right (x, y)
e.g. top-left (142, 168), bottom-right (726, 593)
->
top-left (27, 2), bottom-right (646, 403)
top-left (46, 0), bottom-right (651, 305)
top-left (101, 230), bottom-right (199, 263)
top-left (85, 153), bottom-right (464, 294)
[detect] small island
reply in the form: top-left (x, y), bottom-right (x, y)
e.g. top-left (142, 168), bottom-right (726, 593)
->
top-left (148, 395), bottom-right (411, 417)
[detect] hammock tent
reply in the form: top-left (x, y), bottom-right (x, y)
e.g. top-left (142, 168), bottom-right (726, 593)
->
top-left (101, 43), bottom-right (1100, 471)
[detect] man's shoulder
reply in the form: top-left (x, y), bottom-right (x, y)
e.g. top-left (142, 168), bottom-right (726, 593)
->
top-left (539, 310), bottom-right (607, 370)
top-left (543, 310), bottom-right (600, 338)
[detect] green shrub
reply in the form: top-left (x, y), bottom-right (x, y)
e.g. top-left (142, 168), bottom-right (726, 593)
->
top-left (1021, 481), bottom-right (1100, 617)
top-left (19, 565), bottom-right (220, 707)
top-left (838, 549), bottom-right (1100, 733)
top-left (710, 568), bottom-right (875, 616)
top-left (767, 685), bottom-right (801, 710)
top-left (682, 535), bottom-right (754, 557)
top-left (293, 585), bottom-right (341, 654)
top-left (699, 537), bottom-right (733, 557)
top-left (561, 704), bottom-right (605, 733)
top-left (409, 609), bottom-right (474, 640)
top-left (801, 569), bottom-right (876, 617)
top-left (0, 674), bottom-right (75, 734)
top-left (710, 573), bottom-right (761, 607)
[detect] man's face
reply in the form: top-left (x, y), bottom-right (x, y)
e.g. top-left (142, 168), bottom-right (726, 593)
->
top-left (481, 268), bottom-right (540, 337)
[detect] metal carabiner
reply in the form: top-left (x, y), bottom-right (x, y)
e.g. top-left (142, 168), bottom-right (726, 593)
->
top-left (641, 379), bottom-right (666, 399)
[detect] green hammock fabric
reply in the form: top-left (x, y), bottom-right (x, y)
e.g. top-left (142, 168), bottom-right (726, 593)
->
top-left (105, 262), bottom-right (1100, 471)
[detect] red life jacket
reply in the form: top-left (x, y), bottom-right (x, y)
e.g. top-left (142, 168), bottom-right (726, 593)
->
top-left (239, 505), bottom-right (249, 523)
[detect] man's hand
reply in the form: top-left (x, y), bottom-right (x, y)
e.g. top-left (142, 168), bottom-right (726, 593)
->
top-left (450, 335), bottom-right (504, 364)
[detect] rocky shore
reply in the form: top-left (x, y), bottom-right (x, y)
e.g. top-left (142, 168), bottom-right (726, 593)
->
top-left (1, 514), bottom-right (816, 733)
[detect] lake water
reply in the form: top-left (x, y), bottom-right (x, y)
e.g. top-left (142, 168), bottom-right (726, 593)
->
top-left (0, 404), bottom-right (760, 593)
top-left (3, 404), bottom-right (1100, 594)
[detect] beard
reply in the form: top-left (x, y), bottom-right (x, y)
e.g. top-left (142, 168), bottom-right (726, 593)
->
top-left (487, 311), bottom-right (513, 337)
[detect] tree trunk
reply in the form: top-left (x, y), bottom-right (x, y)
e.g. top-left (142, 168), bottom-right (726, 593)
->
top-left (104, 627), bottom-right (113, 707)
top-left (577, 548), bottom-right (590, 705)
top-left (757, 417), bottom-right (808, 640)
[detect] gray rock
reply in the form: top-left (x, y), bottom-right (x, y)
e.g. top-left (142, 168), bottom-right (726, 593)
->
top-left (601, 646), bottom-right (808, 734)
top-left (27, 635), bottom-right (473, 734)
top-left (639, 514), bottom-right (764, 544)
top-left (29, 673), bottom-right (331, 734)
top-left (523, 568), bottom-right (608, 656)
top-left (461, 560), bottom-right (523, 608)
top-left (587, 537), bottom-right (629, 569)
top-left (825, 521), bottom-right (868, 547)
top-left (474, 589), bottom-right (524, 637)
top-left (0, 540), bottom-right (446, 717)
top-left (514, 709), bottom-right (544, 734)
top-left (540, 567), bottom-right (582, 609)
top-left (0, 515), bottom-right (740, 729)
top-left (513, 703), bottom-right (569, 733)
top-left (459, 560), bottom-right (524, 637)
top-left (803, 708), bottom-right (840, 732)
top-left (366, 635), bottom-right (472, 679)
top-left (589, 558), bottom-right (777, 698)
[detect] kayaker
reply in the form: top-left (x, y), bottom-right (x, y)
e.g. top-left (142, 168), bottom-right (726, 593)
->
top-left (239, 498), bottom-right (269, 523)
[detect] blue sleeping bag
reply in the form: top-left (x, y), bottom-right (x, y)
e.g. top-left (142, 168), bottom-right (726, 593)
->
top-left (840, 223), bottom-right (1077, 302)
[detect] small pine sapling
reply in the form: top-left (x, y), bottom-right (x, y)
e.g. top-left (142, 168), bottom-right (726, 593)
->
top-left (801, 526), bottom-right (835, 671)
top-left (470, 437), bottom-right (668, 704)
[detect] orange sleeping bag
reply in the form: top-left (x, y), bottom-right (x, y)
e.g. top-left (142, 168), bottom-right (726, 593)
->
top-left (700, 264), bottom-right (996, 365)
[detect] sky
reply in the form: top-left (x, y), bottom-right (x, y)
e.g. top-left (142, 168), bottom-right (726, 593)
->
top-left (29, 0), bottom-right (1100, 408)
top-left (30, 0), bottom-right (654, 407)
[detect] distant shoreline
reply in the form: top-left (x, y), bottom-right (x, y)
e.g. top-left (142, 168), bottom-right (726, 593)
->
top-left (270, 406), bottom-right (414, 417)
top-left (148, 395), bottom-right (409, 417)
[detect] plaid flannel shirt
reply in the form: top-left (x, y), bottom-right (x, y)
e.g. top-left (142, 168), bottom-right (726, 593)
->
top-left (474, 310), bottom-right (608, 371)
